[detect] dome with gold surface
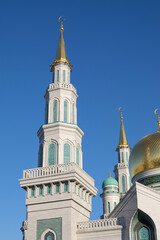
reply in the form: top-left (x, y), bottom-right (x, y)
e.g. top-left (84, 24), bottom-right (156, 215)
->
top-left (129, 131), bottom-right (160, 178)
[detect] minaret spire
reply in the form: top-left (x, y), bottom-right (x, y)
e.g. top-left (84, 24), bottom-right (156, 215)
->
top-left (50, 16), bottom-right (72, 72)
top-left (154, 108), bottom-right (160, 131)
top-left (118, 108), bottom-right (128, 147)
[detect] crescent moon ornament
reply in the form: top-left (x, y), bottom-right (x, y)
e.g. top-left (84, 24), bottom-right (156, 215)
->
top-left (58, 16), bottom-right (65, 30)
top-left (154, 108), bottom-right (160, 131)
top-left (154, 108), bottom-right (159, 116)
top-left (118, 107), bottom-right (123, 113)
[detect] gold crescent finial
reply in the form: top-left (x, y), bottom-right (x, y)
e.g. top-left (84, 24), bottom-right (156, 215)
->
top-left (118, 107), bottom-right (123, 120)
top-left (58, 16), bottom-right (65, 31)
top-left (154, 108), bottom-right (160, 131)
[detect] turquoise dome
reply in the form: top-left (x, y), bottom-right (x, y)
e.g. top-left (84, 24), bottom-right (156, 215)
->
top-left (102, 177), bottom-right (118, 187)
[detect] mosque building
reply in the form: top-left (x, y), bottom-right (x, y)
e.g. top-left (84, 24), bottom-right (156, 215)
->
top-left (19, 19), bottom-right (160, 240)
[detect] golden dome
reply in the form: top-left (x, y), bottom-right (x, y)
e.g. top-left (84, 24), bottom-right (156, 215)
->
top-left (129, 131), bottom-right (160, 178)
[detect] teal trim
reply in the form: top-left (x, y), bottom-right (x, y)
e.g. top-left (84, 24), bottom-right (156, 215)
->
top-left (72, 104), bottom-right (74, 123)
top-left (78, 188), bottom-right (80, 196)
top-left (63, 143), bottom-right (70, 163)
top-left (102, 177), bottom-right (118, 187)
top-left (139, 227), bottom-right (150, 240)
top-left (47, 185), bottom-right (51, 194)
top-left (47, 235), bottom-right (52, 240)
top-left (64, 101), bottom-right (68, 123)
top-left (88, 195), bottom-right (90, 203)
top-left (31, 187), bottom-right (35, 197)
top-left (55, 184), bottom-right (59, 193)
top-left (48, 143), bottom-right (56, 166)
top-left (53, 100), bottom-right (57, 123)
top-left (63, 70), bottom-right (65, 83)
top-left (36, 217), bottom-right (62, 240)
top-left (74, 185), bottom-right (76, 193)
top-left (76, 148), bottom-right (79, 165)
top-left (85, 193), bottom-right (87, 201)
top-left (57, 70), bottom-right (59, 82)
top-left (121, 152), bottom-right (124, 162)
top-left (122, 176), bottom-right (125, 193)
top-left (114, 202), bottom-right (116, 208)
top-left (108, 202), bottom-right (110, 214)
top-left (81, 190), bottom-right (83, 198)
top-left (64, 182), bottom-right (68, 192)
top-left (39, 186), bottom-right (43, 196)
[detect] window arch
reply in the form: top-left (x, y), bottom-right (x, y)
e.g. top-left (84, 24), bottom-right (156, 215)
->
top-left (39, 145), bottom-right (43, 167)
top-left (122, 175), bottom-right (125, 193)
top-left (48, 143), bottom-right (56, 166)
top-left (53, 100), bottom-right (57, 123)
top-left (64, 101), bottom-right (68, 123)
top-left (63, 143), bottom-right (70, 163)
top-left (107, 202), bottom-right (110, 214)
top-left (44, 231), bottom-right (55, 240)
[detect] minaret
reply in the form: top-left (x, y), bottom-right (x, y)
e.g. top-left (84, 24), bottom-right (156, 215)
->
top-left (20, 18), bottom-right (97, 240)
top-left (100, 171), bottom-right (120, 219)
top-left (114, 109), bottom-right (131, 198)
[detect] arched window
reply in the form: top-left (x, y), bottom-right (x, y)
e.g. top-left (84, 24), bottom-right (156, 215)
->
top-left (122, 175), bottom-right (125, 193)
top-left (126, 152), bottom-right (128, 162)
top-left (107, 202), bottom-right (110, 214)
top-left (63, 143), bottom-right (70, 163)
top-left (72, 104), bottom-right (74, 123)
top-left (64, 101), bottom-right (68, 123)
top-left (45, 103), bottom-right (48, 124)
top-left (76, 148), bottom-right (79, 165)
top-left (48, 143), bottom-right (56, 166)
top-left (63, 70), bottom-right (65, 83)
top-left (56, 70), bottom-right (59, 82)
top-left (53, 100), bottom-right (57, 123)
top-left (39, 146), bottom-right (43, 167)
top-left (139, 226), bottom-right (150, 240)
top-left (44, 231), bottom-right (55, 240)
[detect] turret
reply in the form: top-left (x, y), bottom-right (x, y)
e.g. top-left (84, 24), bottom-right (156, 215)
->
top-left (101, 171), bottom-right (120, 218)
top-left (114, 108), bottom-right (131, 197)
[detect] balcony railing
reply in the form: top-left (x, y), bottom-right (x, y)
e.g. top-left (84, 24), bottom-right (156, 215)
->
top-left (77, 218), bottom-right (119, 231)
top-left (48, 83), bottom-right (77, 94)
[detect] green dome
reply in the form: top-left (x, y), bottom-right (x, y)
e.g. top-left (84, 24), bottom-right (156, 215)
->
top-left (102, 177), bottom-right (118, 187)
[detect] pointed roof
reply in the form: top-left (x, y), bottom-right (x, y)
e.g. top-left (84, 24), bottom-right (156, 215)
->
top-left (50, 21), bottom-right (72, 71)
top-left (116, 110), bottom-right (130, 150)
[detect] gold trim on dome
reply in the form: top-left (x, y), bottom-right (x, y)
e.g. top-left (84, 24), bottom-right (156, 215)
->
top-left (50, 58), bottom-right (72, 71)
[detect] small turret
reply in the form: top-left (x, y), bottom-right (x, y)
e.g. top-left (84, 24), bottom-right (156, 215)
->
top-left (101, 171), bottom-right (120, 218)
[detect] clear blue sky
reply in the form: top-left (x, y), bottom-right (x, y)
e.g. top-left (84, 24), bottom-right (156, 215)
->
top-left (0, 0), bottom-right (160, 239)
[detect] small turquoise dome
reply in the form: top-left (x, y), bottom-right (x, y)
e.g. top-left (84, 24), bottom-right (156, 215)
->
top-left (102, 177), bottom-right (118, 187)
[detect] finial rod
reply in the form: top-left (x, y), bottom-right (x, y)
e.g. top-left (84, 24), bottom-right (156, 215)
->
top-left (58, 16), bottom-right (65, 31)
top-left (118, 107), bottom-right (123, 120)
top-left (109, 169), bottom-right (111, 177)
top-left (154, 108), bottom-right (160, 131)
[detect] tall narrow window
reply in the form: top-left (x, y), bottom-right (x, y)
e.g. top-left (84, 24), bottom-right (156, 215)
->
top-left (31, 187), bottom-right (35, 197)
top-left (64, 101), bottom-right (68, 123)
top-left (47, 185), bottom-right (51, 194)
top-left (57, 70), bottom-right (59, 82)
top-left (45, 232), bottom-right (55, 240)
top-left (48, 143), bottom-right (56, 166)
top-left (122, 176), bottom-right (125, 193)
top-left (39, 185), bottom-right (43, 196)
top-left (121, 152), bottom-right (124, 162)
top-left (114, 202), bottom-right (116, 208)
top-left (126, 152), bottom-right (128, 162)
top-left (76, 148), bottom-right (79, 165)
top-left (108, 202), bottom-right (110, 214)
top-left (67, 72), bottom-right (69, 83)
top-left (64, 182), bottom-right (68, 192)
top-left (53, 100), bottom-right (57, 122)
top-left (55, 183), bottom-right (59, 193)
top-left (63, 70), bottom-right (65, 83)
top-left (63, 143), bottom-right (70, 163)
top-left (39, 146), bottom-right (43, 167)
top-left (139, 226), bottom-right (150, 240)
top-left (45, 103), bottom-right (48, 124)
top-left (72, 104), bottom-right (74, 123)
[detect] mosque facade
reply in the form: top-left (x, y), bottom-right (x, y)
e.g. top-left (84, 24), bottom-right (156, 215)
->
top-left (19, 20), bottom-right (160, 240)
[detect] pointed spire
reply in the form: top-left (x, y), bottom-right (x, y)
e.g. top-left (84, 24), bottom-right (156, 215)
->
top-left (117, 108), bottom-right (129, 150)
top-left (50, 17), bottom-right (72, 72)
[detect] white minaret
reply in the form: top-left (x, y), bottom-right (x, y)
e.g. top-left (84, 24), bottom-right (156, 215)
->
top-left (114, 109), bottom-right (131, 198)
top-left (20, 19), bottom-right (97, 240)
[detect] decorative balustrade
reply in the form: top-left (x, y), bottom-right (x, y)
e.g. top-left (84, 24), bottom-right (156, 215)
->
top-left (48, 83), bottom-right (77, 93)
top-left (77, 218), bottom-right (118, 231)
top-left (115, 162), bottom-right (128, 169)
top-left (23, 163), bottom-right (75, 179)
